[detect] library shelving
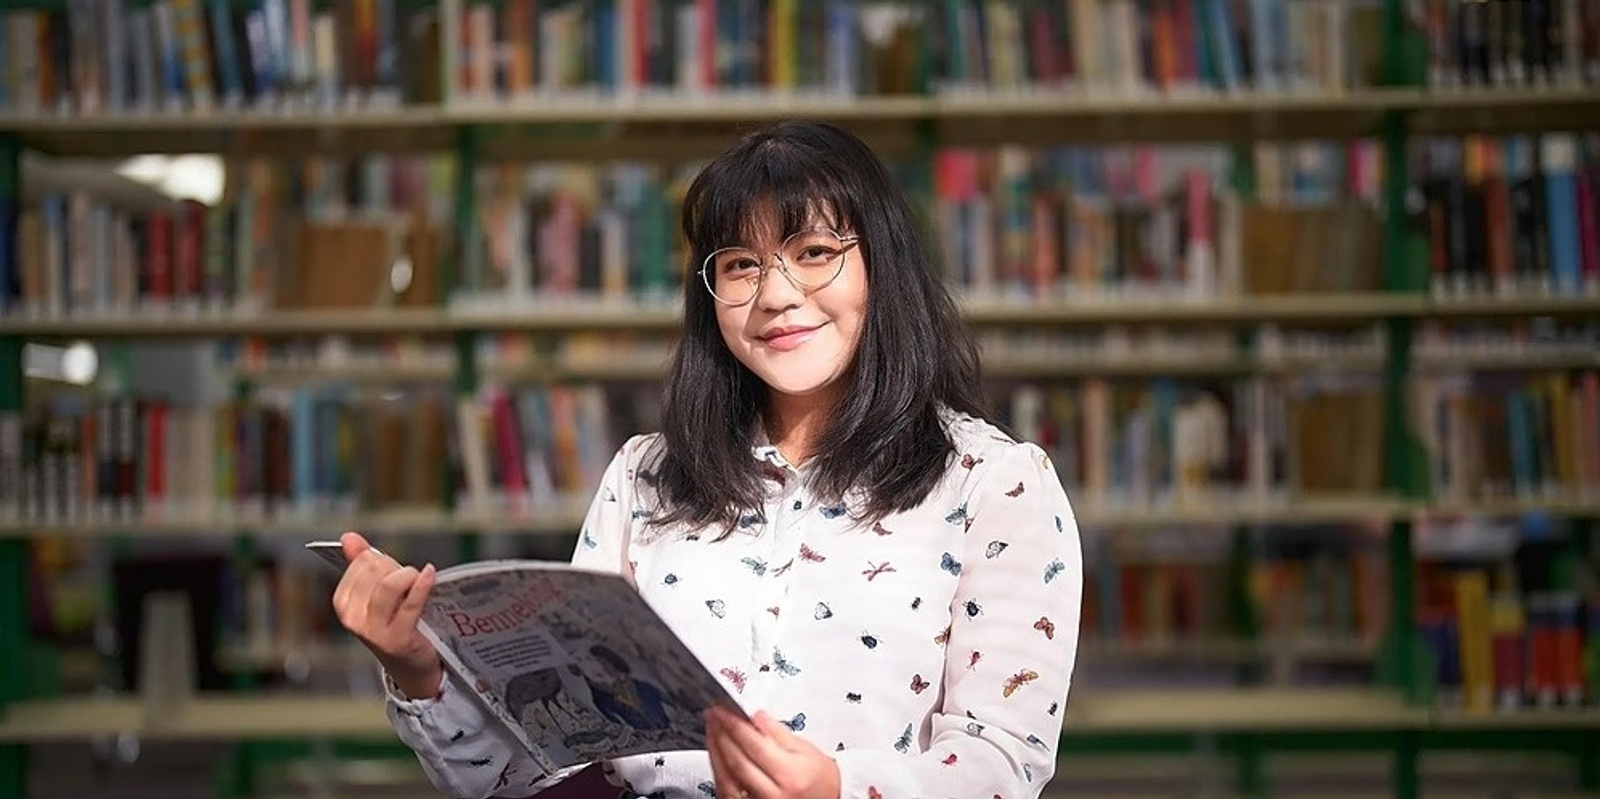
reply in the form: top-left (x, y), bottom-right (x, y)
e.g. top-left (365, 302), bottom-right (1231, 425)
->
top-left (3, 1), bottom-right (1600, 798)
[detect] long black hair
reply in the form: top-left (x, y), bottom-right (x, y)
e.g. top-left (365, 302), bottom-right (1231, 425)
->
top-left (650, 120), bottom-right (989, 534)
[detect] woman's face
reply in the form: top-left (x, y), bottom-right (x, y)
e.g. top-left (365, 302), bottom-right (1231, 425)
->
top-left (711, 204), bottom-right (868, 408)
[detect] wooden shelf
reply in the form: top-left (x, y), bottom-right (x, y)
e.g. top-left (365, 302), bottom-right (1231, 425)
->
top-left (960, 292), bottom-right (1430, 327)
top-left (0, 308), bottom-right (453, 339)
top-left (1081, 637), bottom-right (1377, 664)
top-left (9, 292), bottom-right (1600, 339)
top-left (1076, 494), bottom-right (1412, 528)
top-left (10, 494), bottom-right (1598, 540)
top-left (1062, 687), bottom-right (1426, 733)
top-left (1428, 292), bottom-right (1600, 320)
top-left (5, 88), bottom-right (1593, 158)
top-left (4, 685), bottom-right (1595, 744)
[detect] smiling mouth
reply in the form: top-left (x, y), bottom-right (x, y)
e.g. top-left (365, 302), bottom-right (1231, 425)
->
top-left (761, 325), bottom-right (820, 341)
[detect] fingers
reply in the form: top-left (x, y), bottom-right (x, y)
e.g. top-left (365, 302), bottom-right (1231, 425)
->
top-left (368, 565), bottom-right (422, 621)
top-left (394, 563), bottom-right (437, 627)
top-left (752, 711), bottom-right (802, 752)
top-left (706, 709), bottom-right (781, 799)
top-left (339, 530), bottom-right (370, 563)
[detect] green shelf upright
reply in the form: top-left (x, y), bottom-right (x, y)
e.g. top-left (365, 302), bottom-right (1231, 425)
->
top-left (452, 125), bottom-right (483, 565)
top-left (0, 134), bottom-right (27, 799)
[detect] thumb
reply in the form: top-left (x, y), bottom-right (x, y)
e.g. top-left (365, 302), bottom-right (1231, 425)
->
top-left (340, 531), bottom-right (371, 563)
top-left (396, 563), bottom-right (436, 627)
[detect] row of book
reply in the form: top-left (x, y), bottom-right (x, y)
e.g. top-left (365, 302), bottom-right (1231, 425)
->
top-left (1419, 0), bottom-right (1600, 90)
top-left (1415, 368), bottom-right (1600, 505)
top-left (1082, 531), bottom-right (1389, 653)
top-left (8, 130), bottom-right (1599, 318)
top-left (1418, 133), bottom-right (1600, 298)
top-left (9, 0), bottom-right (1600, 117)
top-left (0, 0), bottom-right (437, 116)
top-left (1418, 541), bottom-right (1600, 712)
top-left (0, 382), bottom-right (657, 527)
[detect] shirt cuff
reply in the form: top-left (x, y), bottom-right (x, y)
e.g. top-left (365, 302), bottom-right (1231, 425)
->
top-left (382, 666), bottom-right (447, 717)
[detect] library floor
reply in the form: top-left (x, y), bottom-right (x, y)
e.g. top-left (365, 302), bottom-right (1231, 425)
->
top-left (25, 740), bottom-right (1589, 799)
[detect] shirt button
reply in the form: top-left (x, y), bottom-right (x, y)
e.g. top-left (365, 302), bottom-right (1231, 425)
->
top-left (792, 500), bottom-right (803, 511)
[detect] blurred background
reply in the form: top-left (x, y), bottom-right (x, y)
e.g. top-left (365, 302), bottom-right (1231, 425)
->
top-left (1, 0), bottom-right (1598, 797)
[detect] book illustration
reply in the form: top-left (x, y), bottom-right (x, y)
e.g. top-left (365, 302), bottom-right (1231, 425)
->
top-left (306, 543), bottom-right (745, 778)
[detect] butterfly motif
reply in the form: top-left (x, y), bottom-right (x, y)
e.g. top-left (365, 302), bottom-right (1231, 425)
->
top-left (662, 573), bottom-right (679, 586)
top-left (719, 667), bottom-right (747, 693)
top-left (631, 508), bottom-right (653, 520)
top-left (966, 721), bottom-right (985, 735)
top-left (1005, 481), bottom-right (1025, 497)
top-left (1002, 669), bottom-right (1040, 697)
top-left (894, 724), bottom-right (913, 753)
top-left (1048, 701), bottom-right (1060, 716)
top-left (449, 728), bottom-right (465, 742)
top-left (799, 543), bottom-right (826, 562)
top-left (860, 633), bottom-right (879, 649)
top-left (1043, 559), bottom-right (1065, 583)
top-left (1054, 515), bottom-right (1064, 533)
top-left (868, 788), bottom-right (883, 799)
top-left (909, 674), bottom-right (930, 694)
top-left (1033, 616), bottom-right (1055, 639)
top-left (1026, 733), bottom-right (1046, 748)
top-left (945, 503), bottom-right (968, 525)
top-left (814, 602), bottom-right (833, 620)
top-left (772, 649), bottom-right (800, 676)
top-left (1024, 763), bottom-right (1034, 782)
top-left (741, 557), bottom-right (768, 576)
top-left (602, 487), bottom-right (617, 502)
top-left (968, 651), bottom-right (983, 669)
top-left (872, 521), bottom-right (893, 536)
top-left (939, 552), bottom-right (962, 576)
top-left (655, 756), bottom-right (666, 767)
top-left (705, 599), bottom-right (726, 618)
top-left (738, 512), bottom-right (764, 528)
top-left (846, 692), bottom-right (862, 703)
top-left (960, 454), bottom-right (983, 469)
top-left (934, 625), bottom-right (951, 646)
top-left (782, 712), bottom-right (807, 732)
top-left (965, 599), bottom-right (983, 618)
top-left (863, 561), bottom-right (896, 581)
top-left (580, 527), bottom-right (598, 549)
top-left (766, 606), bottom-right (781, 617)
top-left (820, 504), bottom-right (847, 519)
top-left (985, 540), bottom-right (1009, 559)
top-left (941, 753), bottom-right (958, 766)
top-left (910, 596), bottom-right (922, 610)
top-left (696, 781), bottom-right (717, 796)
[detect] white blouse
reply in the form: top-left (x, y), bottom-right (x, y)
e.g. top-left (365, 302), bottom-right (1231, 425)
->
top-left (386, 411), bottom-right (1083, 799)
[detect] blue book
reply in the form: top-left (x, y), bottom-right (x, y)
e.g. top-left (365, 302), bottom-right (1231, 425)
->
top-left (1543, 135), bottom-right (1582, 294)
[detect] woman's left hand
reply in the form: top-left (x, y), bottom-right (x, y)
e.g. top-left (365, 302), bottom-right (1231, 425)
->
top-left (705, 705), bottom-right (840, 799)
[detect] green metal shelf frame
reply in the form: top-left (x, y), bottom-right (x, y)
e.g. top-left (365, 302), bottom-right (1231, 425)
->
top-left (0, 135), bottom-right (25, 799)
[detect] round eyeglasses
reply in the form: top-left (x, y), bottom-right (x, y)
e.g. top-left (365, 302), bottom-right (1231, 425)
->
top-left (701, 229), bottom-right (860, 306)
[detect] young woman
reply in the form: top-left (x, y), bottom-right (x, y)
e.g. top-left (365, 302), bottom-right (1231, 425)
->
top-left (332, 120), bottom-right (1082, 799)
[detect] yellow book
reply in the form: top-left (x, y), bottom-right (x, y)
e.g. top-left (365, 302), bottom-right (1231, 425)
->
top-left (1454, 570), bottom-right (1494, 714)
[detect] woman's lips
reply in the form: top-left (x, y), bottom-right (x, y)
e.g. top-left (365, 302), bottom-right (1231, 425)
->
top-left (760, 325), bottom-right (821, 351)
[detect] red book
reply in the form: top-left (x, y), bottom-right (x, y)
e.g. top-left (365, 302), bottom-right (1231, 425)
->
top-left (145, 211), bottom-right (173, 303)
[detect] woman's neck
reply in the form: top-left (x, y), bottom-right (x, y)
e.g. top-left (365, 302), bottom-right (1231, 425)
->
top-left (763, 391), bottom-right (836, 466)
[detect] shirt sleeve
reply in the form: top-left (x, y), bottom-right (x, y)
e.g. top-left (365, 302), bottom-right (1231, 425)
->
top-left (380, 437), bottom-right (643, 799)
top-left (833, 441), bottom-right (1083, 799)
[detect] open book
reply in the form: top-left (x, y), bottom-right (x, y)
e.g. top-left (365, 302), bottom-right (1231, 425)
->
top-left (306, 541), bottom-right (744, 779)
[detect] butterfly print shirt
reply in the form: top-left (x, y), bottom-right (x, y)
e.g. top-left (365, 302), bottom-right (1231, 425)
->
top-left (385, 411), bottom-right (1083, 799)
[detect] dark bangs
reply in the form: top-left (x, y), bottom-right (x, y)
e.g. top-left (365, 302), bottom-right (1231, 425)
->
top-left (683, 134), bottom-right (860, 261)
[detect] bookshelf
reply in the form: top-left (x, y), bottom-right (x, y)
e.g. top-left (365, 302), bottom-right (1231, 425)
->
top-left (2, 1), bottom-right (1599, 798)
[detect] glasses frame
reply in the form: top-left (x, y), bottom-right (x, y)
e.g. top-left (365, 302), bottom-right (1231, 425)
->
top-left (700, 228), bottom-right (861, 307)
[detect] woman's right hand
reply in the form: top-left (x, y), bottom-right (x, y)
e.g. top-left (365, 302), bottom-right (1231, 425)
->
top-left (331, 531), bottom-right (443, 699)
